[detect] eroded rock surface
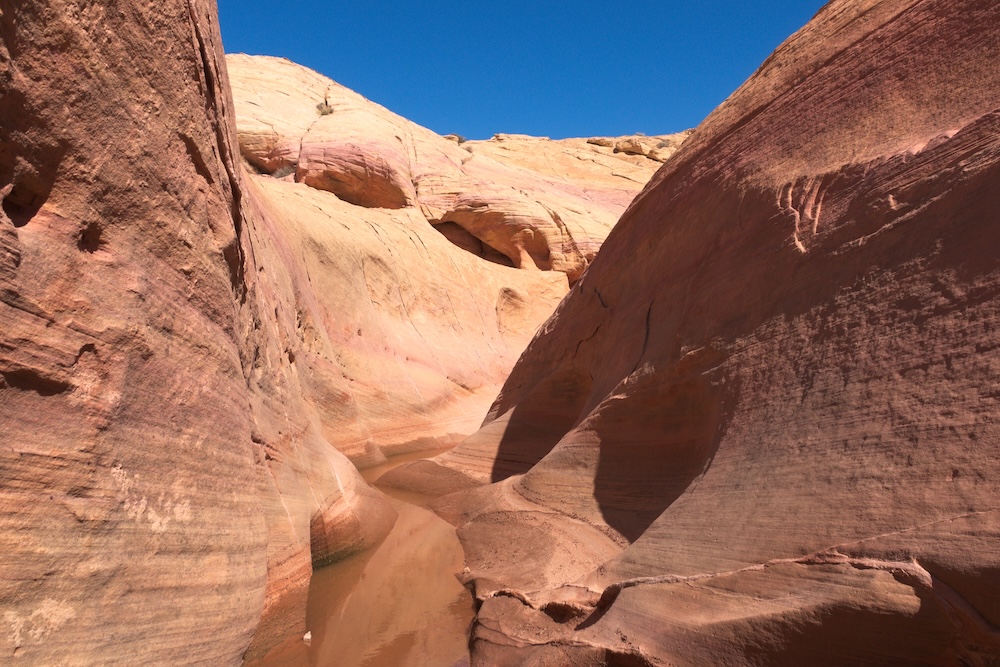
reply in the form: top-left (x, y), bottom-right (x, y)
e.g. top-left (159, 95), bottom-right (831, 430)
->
top-left (385, 1), bottom-right (1000, 664)
top-left (228, 54), bottom-right (682, 284)
top-left (243, 174), bottom-right (568, 471)
top-left (0, 2), bottom-right (273, 664)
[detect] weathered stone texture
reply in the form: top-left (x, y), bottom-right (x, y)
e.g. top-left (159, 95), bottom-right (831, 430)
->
top-left (387, 1), bottom-right (1000, 664)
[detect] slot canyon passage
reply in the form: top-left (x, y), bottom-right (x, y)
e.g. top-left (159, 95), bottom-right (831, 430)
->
top-left (2, 0), bottom-right (1000, 666)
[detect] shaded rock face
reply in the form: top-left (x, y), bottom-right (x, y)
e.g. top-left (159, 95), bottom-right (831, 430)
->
top-left (386, 0), bottom-right (1000, 664)
top-left (227, 54), bottom-right (682, 285)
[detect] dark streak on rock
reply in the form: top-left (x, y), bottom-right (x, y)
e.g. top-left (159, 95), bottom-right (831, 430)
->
top-left (178, 131), bottom-right (215, 186)
top-left (1, 368), bottom-right (71, 396)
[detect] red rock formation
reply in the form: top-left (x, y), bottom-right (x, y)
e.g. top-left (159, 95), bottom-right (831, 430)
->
top-left (0, 2), bottom-right (273, 663)
top-left (385, 0), bottom-right (1000, 664)
top-left (0, 2), bottom-right (399, 663)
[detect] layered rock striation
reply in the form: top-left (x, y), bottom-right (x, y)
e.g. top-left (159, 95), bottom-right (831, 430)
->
top-left (1, 2), bottom-right (274, 664)
top-left (384, 0), bottom-right (1000, 664)
top-left (228, 53), bottom-right (683, 285)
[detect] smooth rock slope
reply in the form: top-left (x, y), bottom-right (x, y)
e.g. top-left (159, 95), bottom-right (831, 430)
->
top-left (228, 54), bottom-right (686, 285)
top-left (225, 54), bottom-right (683, 474)
top-left (385, 1), bottom-right (1000, 664)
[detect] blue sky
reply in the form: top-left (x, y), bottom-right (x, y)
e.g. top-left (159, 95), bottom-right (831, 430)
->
top-left (216, 1), bottom-right (828, 140)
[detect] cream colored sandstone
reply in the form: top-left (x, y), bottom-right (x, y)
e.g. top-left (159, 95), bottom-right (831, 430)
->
top-left (227, 54), bottom-right (684, 285)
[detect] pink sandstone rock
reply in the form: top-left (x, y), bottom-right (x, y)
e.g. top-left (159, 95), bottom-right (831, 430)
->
top-left (384, 0), bottom-right (1000, 664)
top-left (227, 55), bottom-right (682, 285)
top-left (0, 2), bottom-right (274, 664)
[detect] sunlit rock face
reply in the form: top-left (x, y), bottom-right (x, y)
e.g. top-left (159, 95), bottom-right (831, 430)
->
top-left (224, 52), bottom-right (691, 475)
top-left (385, 0), bottom-right (1000, 664)
top-left (0, 2), bottom-right (271, 664)
top-left (227, 53), bottom-right (685, 285)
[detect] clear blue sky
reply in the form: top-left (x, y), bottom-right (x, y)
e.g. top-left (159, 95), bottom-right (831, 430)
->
top-left (216, 1), bottom-right (827, 140)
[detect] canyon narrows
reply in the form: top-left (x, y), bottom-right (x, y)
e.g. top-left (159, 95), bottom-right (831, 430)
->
top-left (224, 52), bottom-right (678, 665)
top-left (2, 0), bottom-right (999, 666)
top-left (0, 1), bottom-right (672, 664)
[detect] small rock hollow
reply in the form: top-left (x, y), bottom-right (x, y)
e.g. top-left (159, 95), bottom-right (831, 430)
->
top-left (2, 182), bottom-right (46, 228)
top-left (433, 221), bottom-right (516, 268)
top-left (78, 222), bottom-right (104, 253)
top-left (0, 369), bottom-right (72, 396)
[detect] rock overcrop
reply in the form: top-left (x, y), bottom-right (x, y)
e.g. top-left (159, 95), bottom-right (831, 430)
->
top-left (228, 54), bottom-right (680, 285)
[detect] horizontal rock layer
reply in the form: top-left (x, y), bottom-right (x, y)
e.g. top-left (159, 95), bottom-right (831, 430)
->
top-left (228, 54), bottom-right (686, 285)
top-left (0, 2), bottom-right (270, 664)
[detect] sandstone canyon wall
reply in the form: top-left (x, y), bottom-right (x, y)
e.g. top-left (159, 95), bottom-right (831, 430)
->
top-left (385, 1), bottom-right (1000, 664)
top-left (0, 1), bottom-right (680, 664)
top-left (0, 1), bottom-right (287, 663)
top-left (225, 54), bottom-right (680, 471)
